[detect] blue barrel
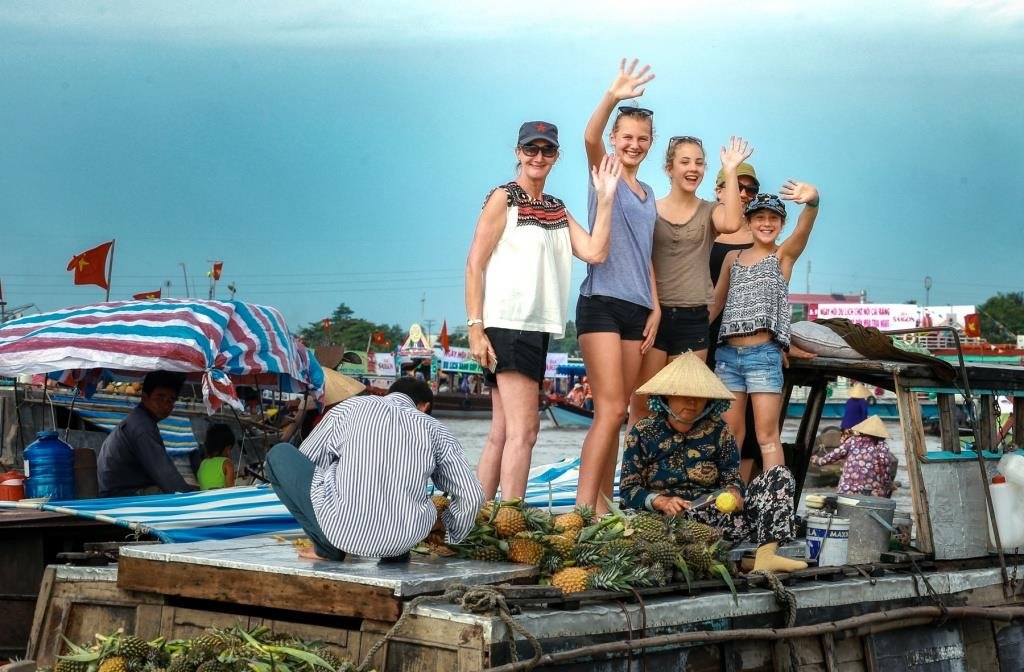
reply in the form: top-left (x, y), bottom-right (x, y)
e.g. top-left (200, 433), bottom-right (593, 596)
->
top-left (24, 430), bottom-right (76, 500)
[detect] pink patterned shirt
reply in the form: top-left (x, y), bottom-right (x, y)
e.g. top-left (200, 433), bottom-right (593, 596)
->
top-left (815, 435), bottom-right (896, 498)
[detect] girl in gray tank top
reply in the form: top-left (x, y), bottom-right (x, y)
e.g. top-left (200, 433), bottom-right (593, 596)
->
top-left (576, 58), bottom-right (659, 515)
top-left (710, 186), bottom-right (822, 477)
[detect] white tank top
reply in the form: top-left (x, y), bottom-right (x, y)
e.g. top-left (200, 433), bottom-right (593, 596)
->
top-left (482, 182), bottom-right (572, 337)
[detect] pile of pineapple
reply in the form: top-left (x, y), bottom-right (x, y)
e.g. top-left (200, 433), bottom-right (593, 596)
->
top-left (427, 496), bottom-right (736, 596)
top-left (44, 626), bottom-right (366, 672)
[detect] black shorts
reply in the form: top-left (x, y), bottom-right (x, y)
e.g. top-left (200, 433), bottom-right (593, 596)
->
top-left (653, 305), bottom-right (710, 355)
top-left (575, 294), bottom-right (650, 341)
top-left (484, 327), bottom-right (550, 386)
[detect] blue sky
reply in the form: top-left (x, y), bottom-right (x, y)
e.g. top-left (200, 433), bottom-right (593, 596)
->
top-left (2, 1), bottom-right (1022, 337)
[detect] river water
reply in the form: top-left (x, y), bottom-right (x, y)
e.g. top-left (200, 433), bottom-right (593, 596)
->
top-left (443, 415), bottom-right (919, 517)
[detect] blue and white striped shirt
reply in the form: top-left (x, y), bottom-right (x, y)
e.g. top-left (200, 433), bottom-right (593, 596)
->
top-left (299, 392), bottom-right (484, 557)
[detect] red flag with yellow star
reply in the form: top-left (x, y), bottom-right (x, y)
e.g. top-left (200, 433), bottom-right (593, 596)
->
top-left (133, 289), bottom-right (162, 300)
top-left (67, 241), bottom-right (113, 290)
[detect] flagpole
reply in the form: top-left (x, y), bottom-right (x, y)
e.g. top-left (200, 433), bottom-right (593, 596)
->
top-left (105, 239), bottom-right (116, 302)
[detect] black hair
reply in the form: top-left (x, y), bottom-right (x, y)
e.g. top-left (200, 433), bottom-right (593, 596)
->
top-left (204, 423), bottom-right (236, 458)
top-left (142, 370), bottom-right (186, 396)
top-left (388, 377), bottom-right (434, 407)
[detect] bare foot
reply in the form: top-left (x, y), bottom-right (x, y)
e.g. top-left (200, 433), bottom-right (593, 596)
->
top-left (297, 546), bottom-right (327, 560)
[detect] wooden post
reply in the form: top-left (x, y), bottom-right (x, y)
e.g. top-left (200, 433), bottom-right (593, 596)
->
top-left (1014, 397), bottom-right (1024, 449)
top-left (894, 377), bottom-right (934, 554)
top-left (978, 395), bottom-right (997, 452)
top-left (937, 393), bottom-right (960, 453)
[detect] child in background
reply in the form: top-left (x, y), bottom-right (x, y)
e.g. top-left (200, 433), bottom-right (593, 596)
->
top-left (814, 415), bottom-right (897, 498)
top-left (197, 423), bottom-right (236, 490)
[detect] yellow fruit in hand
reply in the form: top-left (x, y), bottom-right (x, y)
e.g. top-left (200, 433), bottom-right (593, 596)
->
top-left (715, 492), bottom-right (738, 514)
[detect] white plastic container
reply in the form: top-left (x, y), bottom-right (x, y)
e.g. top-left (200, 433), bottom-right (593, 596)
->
top-left (998, 453), bottom-right (1024, 487)
top-left (988, 481), bottom-right (1024, 551)
top-left (806, 515), bottom-right (850, 566)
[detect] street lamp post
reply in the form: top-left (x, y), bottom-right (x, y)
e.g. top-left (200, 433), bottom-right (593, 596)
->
top-left (924, 276), bottom-right (932, 306)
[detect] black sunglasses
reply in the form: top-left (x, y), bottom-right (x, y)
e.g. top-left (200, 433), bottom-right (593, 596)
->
top-left (669, 135), bottom-right (703, 147)
top-left (617, 105), bottom-right (654, 117)
top-left (519, 144), bottom-right (558, 158)
top-left (737, 183), bottom-right (759, 195)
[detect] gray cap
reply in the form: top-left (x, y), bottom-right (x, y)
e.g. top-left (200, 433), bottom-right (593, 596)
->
top-left (518, 121), bottom-right (559, 148)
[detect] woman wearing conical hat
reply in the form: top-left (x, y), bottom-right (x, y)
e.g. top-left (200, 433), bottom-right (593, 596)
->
top-left (840, 383), bottom-right (872, 435)
top-left (814, 415), bottom-right (897, 498)
top-left (620, 352), bottom-right (807, 572)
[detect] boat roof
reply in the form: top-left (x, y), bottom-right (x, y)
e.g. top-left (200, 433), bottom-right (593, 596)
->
top-left (787, 356), bottom-right (1024, 396)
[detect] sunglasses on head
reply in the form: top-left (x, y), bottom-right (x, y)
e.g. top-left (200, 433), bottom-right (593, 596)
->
top-left (668, 135), bottom-right (703, 147)
top-left (519, 144), bottom-right (558, 158)
top-left (617, 105), bottom-right (654, 117)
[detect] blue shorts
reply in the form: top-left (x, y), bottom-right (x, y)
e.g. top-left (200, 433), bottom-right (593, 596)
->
top-left (714, 342), bottom-right (784, 394)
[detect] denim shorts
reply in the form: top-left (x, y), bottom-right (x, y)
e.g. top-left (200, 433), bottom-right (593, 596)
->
top-left (714, 342), bottom-right (784, 394)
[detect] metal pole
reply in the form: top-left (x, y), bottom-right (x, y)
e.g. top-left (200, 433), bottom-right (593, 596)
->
top-left (179, 263), bottom-right (190, 298)
top-left (105, 239), bottom-right (116, 302)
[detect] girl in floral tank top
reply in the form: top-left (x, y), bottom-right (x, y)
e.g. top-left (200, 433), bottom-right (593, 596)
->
top-left (710, 185), bottom-right (821, 474)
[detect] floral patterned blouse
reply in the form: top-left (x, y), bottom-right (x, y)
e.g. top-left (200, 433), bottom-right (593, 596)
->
top-left (619, 403), bottom-right (743, 511)
top-left (815, 434), bottom-right (896, 498)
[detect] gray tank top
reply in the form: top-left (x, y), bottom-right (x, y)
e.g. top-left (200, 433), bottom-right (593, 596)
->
top-left (579, 177), bottom-right (656, 309)
top-left (718, 251), bottom-right (791, 349)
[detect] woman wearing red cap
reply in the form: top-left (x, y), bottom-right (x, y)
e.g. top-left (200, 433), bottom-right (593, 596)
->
top-left (466, 122), bottom-right (622, 501)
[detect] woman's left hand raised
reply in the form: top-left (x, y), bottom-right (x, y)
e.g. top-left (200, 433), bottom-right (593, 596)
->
top-left (780, 179), bottom-right (819, 204)
top-left (591, 154), bottom-right (623, 202)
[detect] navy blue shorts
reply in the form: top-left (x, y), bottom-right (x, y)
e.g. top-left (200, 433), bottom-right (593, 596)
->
top-left (575, 294), bottom-right (650, 341)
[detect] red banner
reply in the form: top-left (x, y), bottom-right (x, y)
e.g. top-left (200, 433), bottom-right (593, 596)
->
top-left (67, 241), bottom-right (113, 290)
top-left (133, 289), bottom-right (162, 300)
top-left (212, 262), bottom-right (223, 281)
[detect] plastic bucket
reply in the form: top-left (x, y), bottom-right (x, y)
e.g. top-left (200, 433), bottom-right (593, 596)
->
top-left (837, 494), bottom-right (896, 564)
top-left (988, 481), bottom-right (1024, 551)
top-left (806, 515), bottom-right (850, 567)
top-left (0, 471), bottom-right (26, 501)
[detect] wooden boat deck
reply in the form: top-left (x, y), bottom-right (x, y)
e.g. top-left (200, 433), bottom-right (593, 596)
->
top-left (117, 534), bottom-right (537, 622)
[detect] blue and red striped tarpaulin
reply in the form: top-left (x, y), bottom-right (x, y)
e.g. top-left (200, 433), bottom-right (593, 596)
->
top-left (0, 299), bottom-right (323, 413)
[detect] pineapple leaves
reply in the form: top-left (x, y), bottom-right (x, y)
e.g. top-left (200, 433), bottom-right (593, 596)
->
top-left (710, 563), bottom-right (739, 604)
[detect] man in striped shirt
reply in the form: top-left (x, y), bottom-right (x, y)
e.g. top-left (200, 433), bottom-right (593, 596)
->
top-left (265, 378), bottom-right (484, 562)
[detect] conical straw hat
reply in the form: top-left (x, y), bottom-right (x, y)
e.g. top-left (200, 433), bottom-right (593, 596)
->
top-left (635, 352), bottom-right (735, 400)
top-left (323, 368), bottom-right (366, 406)
top-left (849, 383), bottom-right (872, 399)
top-left (852, 415), bottom-right (888, 439)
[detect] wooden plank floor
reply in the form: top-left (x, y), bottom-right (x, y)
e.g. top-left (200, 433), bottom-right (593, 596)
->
top-left (118, 534), bottom-right (537, 622)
